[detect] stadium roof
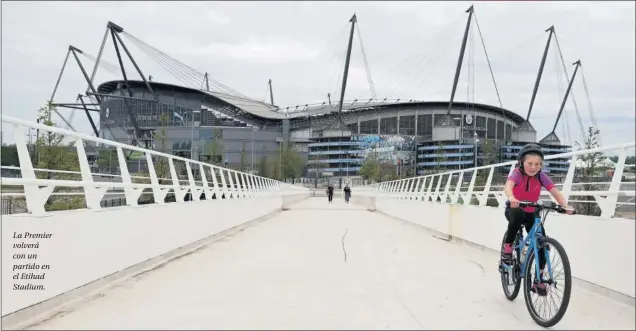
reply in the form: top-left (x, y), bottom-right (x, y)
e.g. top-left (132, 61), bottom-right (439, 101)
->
top-left (96, 80), bottom-right (526, 124)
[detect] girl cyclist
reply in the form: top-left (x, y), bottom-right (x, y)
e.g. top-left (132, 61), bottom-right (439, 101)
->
top-left (502, 143), bottom-right (574, 295)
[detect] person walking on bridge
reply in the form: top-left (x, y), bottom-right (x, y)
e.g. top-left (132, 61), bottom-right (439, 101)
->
top-left (343, 184), bottom-right (351, 203)
top-left (326, 184), bottom-right (334, 203)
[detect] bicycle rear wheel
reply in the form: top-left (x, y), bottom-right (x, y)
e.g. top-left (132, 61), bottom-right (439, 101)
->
top-left (499, 230), bottom-right (521, 301)
top-left (523, 237), bottom-right (572, 327)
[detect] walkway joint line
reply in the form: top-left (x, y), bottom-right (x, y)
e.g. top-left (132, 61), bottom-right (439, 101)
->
top-left (341, 229), bottom-right (349, 263)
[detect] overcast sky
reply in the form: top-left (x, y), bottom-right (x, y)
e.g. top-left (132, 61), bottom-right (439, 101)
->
top-left (2, 1), bottom-right (634, 149)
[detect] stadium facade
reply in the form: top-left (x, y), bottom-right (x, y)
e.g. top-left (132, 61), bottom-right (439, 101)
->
top-left (96, 79), bottom-right (571, 178)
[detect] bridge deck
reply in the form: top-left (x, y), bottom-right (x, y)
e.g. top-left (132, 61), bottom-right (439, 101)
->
top-left (26, 198), bottom-right (634, 330)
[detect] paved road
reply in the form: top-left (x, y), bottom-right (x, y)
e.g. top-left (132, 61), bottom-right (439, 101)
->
top-left (25, 198), bottom-right (635, 330)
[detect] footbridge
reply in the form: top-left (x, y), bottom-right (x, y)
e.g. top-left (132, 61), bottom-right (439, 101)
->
top-left (1, 116), bottom-right (634, 330)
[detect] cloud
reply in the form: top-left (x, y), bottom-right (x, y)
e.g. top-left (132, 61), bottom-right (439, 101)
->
top-left (1, 1), bottom-right (633, 148)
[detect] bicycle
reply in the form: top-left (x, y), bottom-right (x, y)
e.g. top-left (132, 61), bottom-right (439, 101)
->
top-left (497, 200), bottom-right (575, 328)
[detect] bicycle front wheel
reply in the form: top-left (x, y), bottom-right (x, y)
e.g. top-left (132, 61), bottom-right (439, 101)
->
top-left (523, 237), bottom-right (572, 328)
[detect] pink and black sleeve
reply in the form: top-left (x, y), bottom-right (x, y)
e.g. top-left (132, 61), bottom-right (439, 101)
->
top-left (539, 171), bottom-right (556, 190)
top-left (507, 168), bottom-right (522, 186)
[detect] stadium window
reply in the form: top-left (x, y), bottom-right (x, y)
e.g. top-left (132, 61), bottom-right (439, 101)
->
top-left (399, 115), bottom-right (415, 135)
top-left (347, 122), bottom-right (358, 134)
top-left (417, 114), bottom-right (433, 137)
top-left (380, 117), bottom-right (397, 134)
top-left (360, 119), bottom-right (378, 134)
top-left (487, 118), bottom-right (496, 139)
top-left (497, 120), bottom-right (505, 139)
top-left (476, 116), bottom-right (487, 138)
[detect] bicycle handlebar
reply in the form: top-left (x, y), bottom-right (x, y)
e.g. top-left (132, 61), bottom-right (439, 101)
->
top-left (505, 200), bottom-right (576, 215)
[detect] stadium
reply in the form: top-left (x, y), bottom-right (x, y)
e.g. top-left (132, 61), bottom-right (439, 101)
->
top-left (96, 79), bottom-right (571, 179)
top-left (51, 12), bottom-right (584, 182)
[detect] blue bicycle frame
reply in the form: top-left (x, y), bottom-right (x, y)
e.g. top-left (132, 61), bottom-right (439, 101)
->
top-left (503, 211), bottom-right (554, 282)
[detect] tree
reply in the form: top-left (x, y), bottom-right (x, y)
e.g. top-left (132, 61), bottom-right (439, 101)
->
top-left (152, 113), bottom-right (170, 181)
top-left (358, 153), bottom-right (380, 181)
top-left (576, 127), bottom-right (604, 176)
top-left (309, 152), bottom-right (330, 182)
top-left (433, 141), bottom-right (446, 173)
top-left (378, 159), bottom-right (397, 181)
top-left (258, 154), bottom-right (269, 177)
top-left (202, 128), bottom-right (223, 166)
top-left (471, 140), bottom-right (495, 190)
top-left (281, 143), bottom-right (305, 181)
top-left (573, 127), bottom-right (603, 216)
top-left (34, 102), bottom-right (85, 211)
top-left (96, 148), bottom-right (117, 174)
top-left (266, 153), bottom-right (282, 180)
top-left (482, 139), bottom-right (496, 166)
top-left (1, 144), bottom-right (22, 200)
top-left (402, 155), bottom-right (417, 178)
top-left (609, 155), bottom-right (636, 165)
top-left (196, 129), bottom-right (224, 193)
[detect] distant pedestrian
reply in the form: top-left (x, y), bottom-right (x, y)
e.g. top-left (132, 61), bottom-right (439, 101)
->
top-left (326, 184), bottom-right (334, 203)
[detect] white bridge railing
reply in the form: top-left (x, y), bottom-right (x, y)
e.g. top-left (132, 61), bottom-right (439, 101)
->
top-left (1, 116), bottom-right (307, 217)
top-left (359, 142), bottom-right (635, 218)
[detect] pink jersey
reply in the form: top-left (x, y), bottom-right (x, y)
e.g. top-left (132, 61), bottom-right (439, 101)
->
top-left (507, 168), bottom-right (555, 212)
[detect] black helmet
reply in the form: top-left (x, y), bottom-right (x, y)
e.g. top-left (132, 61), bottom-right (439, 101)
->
top-left (517, 143), bottom-right (544, 162)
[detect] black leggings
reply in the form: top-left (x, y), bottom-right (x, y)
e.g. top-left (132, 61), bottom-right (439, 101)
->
top-left (504, 207), bottom-right (548, 270)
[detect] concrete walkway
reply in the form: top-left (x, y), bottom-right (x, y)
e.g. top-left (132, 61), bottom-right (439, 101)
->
top-left (27, 198), bottom-right (634, 330)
